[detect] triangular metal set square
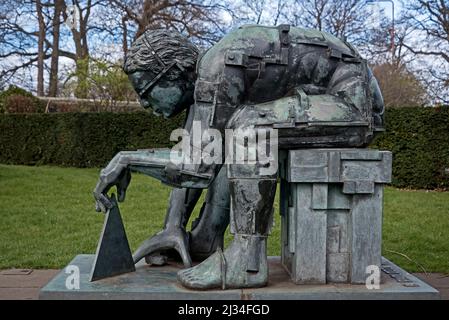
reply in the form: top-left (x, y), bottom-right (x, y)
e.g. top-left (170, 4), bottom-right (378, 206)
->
top-left (90, 194), bottom-right (135, 281)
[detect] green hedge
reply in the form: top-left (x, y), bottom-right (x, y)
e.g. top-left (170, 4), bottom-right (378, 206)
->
top-left (0, 112), bottom-right (184, 167)
top-left (1, 107), bottom-right (449, 189)
top-left (371, 107), bottom-right (449, 189)
top-left (0, 85), bottom-right (45, 114)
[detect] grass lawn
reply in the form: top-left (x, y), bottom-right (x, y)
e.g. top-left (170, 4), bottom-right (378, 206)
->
top-left (0, 164), bottom-right (448, 273)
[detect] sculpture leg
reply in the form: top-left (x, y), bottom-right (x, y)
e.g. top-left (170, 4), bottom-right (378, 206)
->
top-left (177, 177), bottom-right (276, 289)
top-left (189, 166), bottom-right (230, 260)
top-left (132, 187), bottom-right (202, 267)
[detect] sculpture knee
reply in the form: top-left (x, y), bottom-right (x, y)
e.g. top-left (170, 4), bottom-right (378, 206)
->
top-left (226, 119), bottom-right (279, 180)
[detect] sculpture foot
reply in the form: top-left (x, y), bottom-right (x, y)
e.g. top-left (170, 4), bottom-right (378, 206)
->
top-left (133, 228), bottom-right (192, 268)
top-left (177, 235), bottom-right (268, 290)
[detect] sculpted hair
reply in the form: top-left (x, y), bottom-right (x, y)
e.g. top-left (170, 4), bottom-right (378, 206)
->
top-left (123, 29), bottom-right (199, 80)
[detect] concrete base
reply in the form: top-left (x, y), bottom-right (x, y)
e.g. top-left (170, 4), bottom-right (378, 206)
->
top-left (39, 255), bottom-right (440, 300)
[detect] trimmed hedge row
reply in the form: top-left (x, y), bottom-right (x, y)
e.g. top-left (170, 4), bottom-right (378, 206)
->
top-left (0, 112), bottom-right (185, 167)
top-left (371, 106), bottom-right (449, 189)
top-left (1, 107), bottom-right (449, 189)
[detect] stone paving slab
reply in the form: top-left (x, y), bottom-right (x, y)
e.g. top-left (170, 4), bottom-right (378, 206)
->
top-left (0, 269), bottom-right (59, 300)
top-left (0, 288), bottom-right (42, 300)
top-left (1, 259), bottom-right (445, 300)
top-left (414, 273), bottom-right (449, 300)
top-left (38, 255), bottom-right (439, 300)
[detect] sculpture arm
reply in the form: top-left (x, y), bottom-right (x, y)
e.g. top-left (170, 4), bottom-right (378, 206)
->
top-left (326, 61), bottom-right (384, 131)
top-left (226, 87), bottom-right (367, 132)
top-left (93, 148), bottom-right (212, 212)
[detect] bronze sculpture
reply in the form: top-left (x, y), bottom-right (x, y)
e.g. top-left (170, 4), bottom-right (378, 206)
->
top-left (93, 25), bottom-right (384, 290)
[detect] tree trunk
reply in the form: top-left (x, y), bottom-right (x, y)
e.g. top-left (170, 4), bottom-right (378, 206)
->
top-left (48, 0), bottom-right (63, 97)
top-left (74, 56), bottom-right (89, 98)
top-left (36, 0), bottom-right (45, 96)
top-left (73, 1), bottom-right (90, 98)
top-left (122, 15), bottom-right (128, 56)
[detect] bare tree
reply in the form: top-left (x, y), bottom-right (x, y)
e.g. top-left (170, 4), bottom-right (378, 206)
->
top-left (0, 0), bottom-right (72, 94)
top-left (109, 0), bottom-right (229, 51)
top-left (292, 0), bottom-right (329, 31)
top-left (372, 62), bottom-right (428, 107)
top-left (35, 0), bottom-right (46, 96)
top-left (0, 0), bottom-right (105, 97)
top-left (0, 0), bottom-right (53, 93)
top-left (325, 0), bottom-right (371, 40)
top-left (286, 0), bottom-right (371, 43)
top-left (58, 0), bottom-right (100, 97)
top-left (401, 0), bottom-right (449, 104)
top-left (48, 0), bottom-right (64, 96)
top-left (231, 0), bottom-right (287, 26)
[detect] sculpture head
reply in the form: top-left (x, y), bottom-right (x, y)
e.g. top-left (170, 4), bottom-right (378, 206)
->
top-left (123, 29), bottom-right (199, 118)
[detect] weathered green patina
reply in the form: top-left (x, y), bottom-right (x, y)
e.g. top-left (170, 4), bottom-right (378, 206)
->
top-left (93, 25), bottom-right (385, 290)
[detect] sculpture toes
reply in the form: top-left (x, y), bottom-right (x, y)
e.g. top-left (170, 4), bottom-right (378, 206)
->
top-left (176, 250), bottom-right (224, 290)
top-left (186, 274), bottom-right (198, 281)
top-left (178, 268), bottom-right (194, 279)
top-left (177, 271), bottom-right (212, 290)
top-left (177, 270), bottom-right (196, 287)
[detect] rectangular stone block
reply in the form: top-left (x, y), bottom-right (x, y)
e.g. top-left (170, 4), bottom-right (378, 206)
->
top-left (340, 150), bottom-right (383, 161)
top-left (327, 226), bottom-right (341, 253)
top-left (288, 150), bottom-right (329, 182)
top-left (288, 207), bottom-right (296, 254)
top-left (286, 149), bottom-right (392, 184)
top-left (326, 253), bottom-right (349, 283)
top-left (293, 184), bottom-right (327, 284)
top-left (280, 148), bottom-right (391, 285)
top-left (328, 151), bottom-right (341, 182)
top-left (327, 210), bottom-right (350, 253)
top-left (312, 183), bottom-right (328, 209)
top-left (327, 185), bottom-right (352, 209)
top-left (341, 160), bottom-right (391, 184)
top-left (350, 186), bottom-right (383, 283)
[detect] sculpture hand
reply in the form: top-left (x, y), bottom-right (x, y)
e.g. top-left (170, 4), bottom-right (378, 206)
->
top-left (94, 192), bottom-right (113, 213)
top-left (93, 167), bottom-right (131, 213)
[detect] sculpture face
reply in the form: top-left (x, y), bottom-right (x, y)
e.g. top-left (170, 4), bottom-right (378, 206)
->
top-left (128, 70), bottom-right (194, 118)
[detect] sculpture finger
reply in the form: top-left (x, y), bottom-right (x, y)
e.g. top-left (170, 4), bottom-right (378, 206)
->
top-left (95, 201), bottom-right (104, 213)
top-left (93, 192), bottom-right (113, 212)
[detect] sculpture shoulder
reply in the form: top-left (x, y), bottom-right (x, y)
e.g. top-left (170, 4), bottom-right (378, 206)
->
top-left (196, 25), bottom-right (279, 76)
top-left (289, 26), bottom-right (361, 58)
top-left (229, 25), bottom-right (360, 58)
top-left (196, 25), bottom-right (362, 77)
top-left (204, 25), bottom-right (279, 53)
